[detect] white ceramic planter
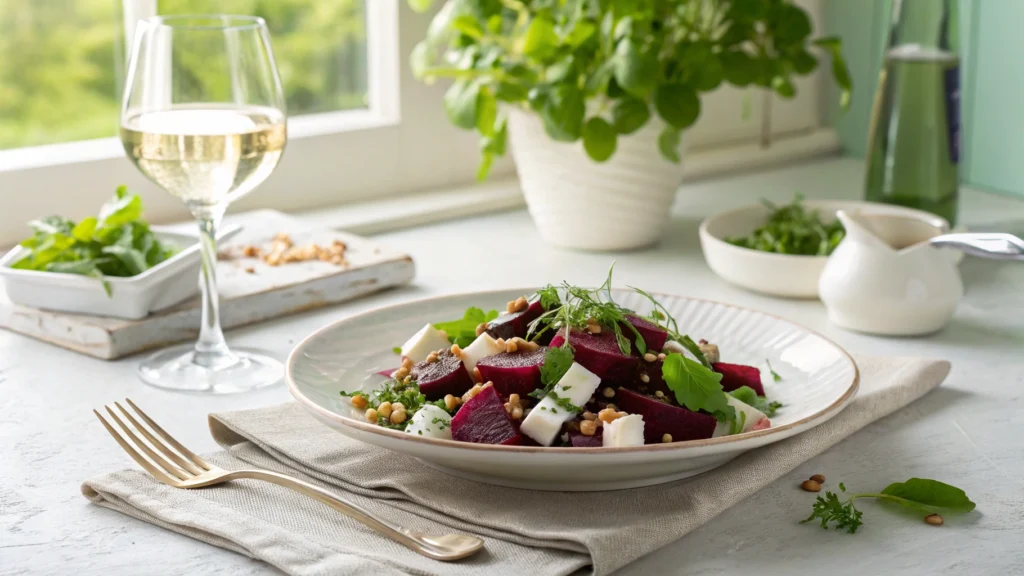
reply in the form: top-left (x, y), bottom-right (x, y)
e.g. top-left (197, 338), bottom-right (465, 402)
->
top-left (507, 108), bottom-right (685, 251)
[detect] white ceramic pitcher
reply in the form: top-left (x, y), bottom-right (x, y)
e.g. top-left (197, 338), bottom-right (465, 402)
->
top-left (819, 210), bottom-right (963, 336)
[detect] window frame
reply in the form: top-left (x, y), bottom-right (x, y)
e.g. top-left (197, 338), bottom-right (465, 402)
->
top-left (0, 0), bottom-right (835, 247)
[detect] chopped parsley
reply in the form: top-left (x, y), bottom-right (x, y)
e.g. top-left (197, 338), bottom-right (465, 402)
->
top-left (392, 346), bottom-right (402, 355)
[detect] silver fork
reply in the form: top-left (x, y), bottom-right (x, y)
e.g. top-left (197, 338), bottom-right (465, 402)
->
top-left (95, 399), bottom-right (484, 561)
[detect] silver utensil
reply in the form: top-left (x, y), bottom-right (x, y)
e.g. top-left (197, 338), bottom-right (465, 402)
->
top-left (929, 232), bottom-right (1024, 261)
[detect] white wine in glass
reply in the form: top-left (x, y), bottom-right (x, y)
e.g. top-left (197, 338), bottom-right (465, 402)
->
top-left (121, 16), bottom-right (287, 393)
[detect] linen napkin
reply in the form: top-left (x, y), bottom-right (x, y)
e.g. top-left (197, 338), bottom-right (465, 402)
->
top-left (82, 355), bottom-right (950, 576)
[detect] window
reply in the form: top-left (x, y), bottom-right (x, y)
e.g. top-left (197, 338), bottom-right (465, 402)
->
top-left (0, 0), bottom-right (369, 151)
top-left (0, 0), bottom-right (835, 247)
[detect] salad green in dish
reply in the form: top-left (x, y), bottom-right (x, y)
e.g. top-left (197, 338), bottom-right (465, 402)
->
top-left (727, 195), bottom-right (846, 256)
top-left (11, 186), bottom-right (177, 294)
top-left (342, 268), bottom-right (782, 448)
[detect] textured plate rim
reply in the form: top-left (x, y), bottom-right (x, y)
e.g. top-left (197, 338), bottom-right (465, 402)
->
top-left (286, 289), bottom-right (860, 455)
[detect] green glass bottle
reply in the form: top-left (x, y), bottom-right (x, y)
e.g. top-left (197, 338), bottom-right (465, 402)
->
top-left (864, 0), bottom-right (961, 225)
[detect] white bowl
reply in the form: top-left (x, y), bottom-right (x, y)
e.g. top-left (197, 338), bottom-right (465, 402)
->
top-left (699, 201), bottom-right (950, 299)
top-left (0, 226), bottom-right (241, 320)
top-left (287, 288), bottom-right (859, 491)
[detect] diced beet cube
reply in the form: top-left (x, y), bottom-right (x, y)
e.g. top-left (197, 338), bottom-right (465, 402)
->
top-left (568, 429), bottom-right (603, 447)
top-left (615, 388), bottom-right (717, 443)
top-left (713, 362), bottom-right (764, 396)
top-left (476, 348), bottom-right (546, 397)
top-left (451, 386), bottom-right (521, 445)
top-left (410, 350), bottom-right (474, 400)
top-left (485, 297), bottom-right (545, 340)
top-left (624, 315), bottom-right (668, 353)
top-left (549, 328), bottom-right (637, 383)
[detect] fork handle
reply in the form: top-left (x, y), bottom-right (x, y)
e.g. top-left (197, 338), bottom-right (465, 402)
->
top-left (223, 469), bottom-right (453, 560)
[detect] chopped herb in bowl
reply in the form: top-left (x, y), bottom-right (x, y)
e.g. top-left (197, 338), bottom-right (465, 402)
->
top-left (11, 186), bottom-right (177, 294)
top-left (727, 196), bottom-right (846, 256)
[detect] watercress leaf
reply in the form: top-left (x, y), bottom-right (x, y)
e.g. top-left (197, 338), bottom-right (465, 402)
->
top-left (495, 81), bottom-right (529, 102)
top-left (564, 19), bottom-right (596, 47)
top-left (611, 97), bottom-right (650, 134)
top-left (537, 83), bottom-right (585, 142)
top-left (451, 15), bottom-right (484, 40)
top-left (654, 83), bottom-right (700, 129)
top-left (789, 48), bottom-right (818, 75)
top-left (657, 125), bottom-right (681, 163)
top-left (613, 38), bottom-right (657, 99)
top-left (813, 36), bottom-right (852, 110)
top-left (721, 50), bottom-right (758, 86)
top-left (692, 54), bottom-right (724, 92)
top-left (546, 55), bottom-right (577, 84)
top-left (662, 353), bottom-right (734, 421)
top-left (583, 60), bottom-right (614, 95)
top-left (523, 15), bottom-right (559, 61)
top-left (476, 88), bottom-right (498, 135)
top-left (444, 79), bottom-right (481, 130)
top-left (880, 479), bottom-right (977, 514)
top-left (772, 75), bottom-right (796, 98)
top-left (773, 4), bottom-right (812, 45)
top-left (582, 117), bottom-right (617, 162)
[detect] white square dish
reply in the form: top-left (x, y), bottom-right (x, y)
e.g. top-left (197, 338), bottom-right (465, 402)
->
top-left (0, 226), bottom-right (241, 320)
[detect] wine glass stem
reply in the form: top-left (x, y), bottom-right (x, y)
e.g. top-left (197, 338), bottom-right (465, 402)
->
top-left (194, 211), bottom-right (232, 368)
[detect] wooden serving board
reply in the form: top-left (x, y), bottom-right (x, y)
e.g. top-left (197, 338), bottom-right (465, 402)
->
top-left (0, 210), bottom-right (414, 360)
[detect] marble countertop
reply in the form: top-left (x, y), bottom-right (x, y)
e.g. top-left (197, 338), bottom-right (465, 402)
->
top-left (3, 158), bottom-right (1023, 575)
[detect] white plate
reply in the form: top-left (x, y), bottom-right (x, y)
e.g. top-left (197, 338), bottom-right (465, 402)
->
top-left (287, 289), bottom-right (859, 491)
top-left (0, 225), bottom-right (241, 320)
top-left (699, 201), bottom-right (951, 299)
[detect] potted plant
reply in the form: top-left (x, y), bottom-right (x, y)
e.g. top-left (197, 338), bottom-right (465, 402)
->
top-left (408, 0), bottom-right (851, 250)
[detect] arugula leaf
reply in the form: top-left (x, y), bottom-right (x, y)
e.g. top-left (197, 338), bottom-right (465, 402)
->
top-left (728, 385), bottom-right (783, 418)
top-left (802, 478), bottom-right (976, 533)
top-left (434, 307), bottom-right (500, 348)
top-left (879, 479), bottom-right (976, 514)
top-left (662, 353), bottom-right (735, 421)
top-left (529, 346), bottom-right (575, 402)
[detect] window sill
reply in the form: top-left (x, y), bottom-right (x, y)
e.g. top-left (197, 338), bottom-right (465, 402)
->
top-left (298, 127), bottom-right (843, 236)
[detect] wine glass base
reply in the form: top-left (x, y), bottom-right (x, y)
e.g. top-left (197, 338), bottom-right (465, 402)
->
top-left (138, 344), bottom-right (282, 394)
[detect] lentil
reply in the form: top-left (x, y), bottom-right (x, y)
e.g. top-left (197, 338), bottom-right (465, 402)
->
top-left (925, 514), bottom-right (944, 526)
top-left (644, 352), bottom-right (657, 362)
top-left (602, 387), bottom-right (615, 398)
top-left (657, 353), bottom-right (666, 361)
top-left (810, 474), bottom-right (826, 484)
top-left (598, 409), bottom-right (621, 424)
top-left (640, 374), bottom-right (650, 383)
top-left (654, 390), bottom-right (665, 398)
top-left (661, 433), bottom-right (673, 443)
top-left (582, 411), bottom-right (597, 421)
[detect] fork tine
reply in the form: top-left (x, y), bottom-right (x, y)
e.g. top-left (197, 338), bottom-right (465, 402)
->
top-left (126, 398), bottom-right (212, 471)
top-left (94, 410), bottom-right (179, 486)
top-left (104, 406), bottom-right (190, 481)
top-left (113, 402), bottom-right (204, 476)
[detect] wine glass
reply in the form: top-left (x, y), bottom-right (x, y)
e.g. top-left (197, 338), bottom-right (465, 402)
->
top-left (121, 15), bottom-right (287, 393)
